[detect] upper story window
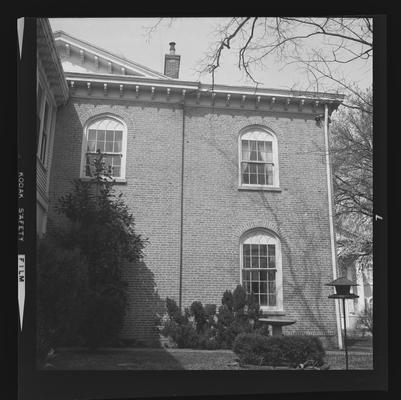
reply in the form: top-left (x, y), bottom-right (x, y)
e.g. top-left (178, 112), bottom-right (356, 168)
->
top-left (240, 229), bottom-right (283, 312)
top-left (37, 79), bottom-right (55, 167)
top-left (239, 127), bottom-right (279, 189)
top-left (81, 116), bottom-right (127, 180)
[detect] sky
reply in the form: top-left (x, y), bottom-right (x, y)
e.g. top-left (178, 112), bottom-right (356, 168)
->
top-left (49, 18), bottom-right (372, 93)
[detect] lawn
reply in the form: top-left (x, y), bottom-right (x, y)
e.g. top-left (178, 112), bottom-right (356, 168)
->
top-left (43, 348), bottom-right (373, 370)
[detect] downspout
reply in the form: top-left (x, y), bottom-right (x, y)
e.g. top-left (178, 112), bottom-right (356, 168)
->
top-left (178, 102), bottom-right (186, 310)
top-left (324, 103), bottom-right (343, 349)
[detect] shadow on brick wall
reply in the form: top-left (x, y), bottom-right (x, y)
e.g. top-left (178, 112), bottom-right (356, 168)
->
top-left (121, 260), bottom-right (166, 348)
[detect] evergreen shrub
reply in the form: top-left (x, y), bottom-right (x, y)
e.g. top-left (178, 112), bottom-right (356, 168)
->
top-left (233, 333), bottom-right (326, 367)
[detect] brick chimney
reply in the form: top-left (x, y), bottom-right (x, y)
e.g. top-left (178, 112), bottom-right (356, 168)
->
top-left (164, 42), bottom-right (180, 79)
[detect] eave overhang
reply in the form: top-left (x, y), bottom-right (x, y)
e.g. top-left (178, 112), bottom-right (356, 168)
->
top-left (53, 30), bottom-right (171, 80)
top-left (37, 19), bottom-right (69, 106)
top-left (65, 71), bottom-right (345, 115)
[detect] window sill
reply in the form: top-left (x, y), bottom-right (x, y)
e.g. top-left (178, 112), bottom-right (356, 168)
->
top-left (79, 177), bottom-right (127, 185)
top-left (238, 185), bottom-right (282, 192)
top-left (260, 310), bottom-right (286, 316)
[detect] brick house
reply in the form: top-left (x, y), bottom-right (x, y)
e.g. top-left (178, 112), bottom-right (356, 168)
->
top-left (39, 20), bottom-right (346, 348)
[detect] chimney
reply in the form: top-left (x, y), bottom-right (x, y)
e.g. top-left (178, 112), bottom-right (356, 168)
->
top-left (164, 42), bottom-right (181, 79)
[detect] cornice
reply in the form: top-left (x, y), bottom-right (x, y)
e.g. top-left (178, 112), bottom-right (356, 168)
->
top-left (65, 72), bottom-right (344, 116)
top-left (64, 71), bottom-right (344, 101)
top-left (37, 19), bottom-right (69, 106)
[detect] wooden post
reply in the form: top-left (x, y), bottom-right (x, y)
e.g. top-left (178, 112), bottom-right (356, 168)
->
top-left (342, 298), bottom-right (349, 370)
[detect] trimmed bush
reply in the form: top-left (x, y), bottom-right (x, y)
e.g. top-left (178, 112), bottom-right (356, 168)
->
top-left (160, 286), bottom-right (266, 350)
top-left (233, 333), bottom-right (326, 367)
top-left (160, 298), bottom-right (199, 348)
top-left (215, 285), bottom-right (263, 349)
top-left (190, 301), bottom-right (207, 333)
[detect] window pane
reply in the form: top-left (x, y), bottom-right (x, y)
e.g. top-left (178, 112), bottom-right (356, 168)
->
top-left (242, 140), bottom-right (250, 160)
top-left (114, 130), bottom-right (122, 142)
top-left (268, 245), bottom-right (276, 268)
top-left (257, 171), bottom-right (266, 185)
top-left (106, 130), bottom-right (114, 141)
top-left (251, 282), bottom-right (259, 294)
top-left (114, 141), bottom-right (122, 152)
top-left (260, 282), bottom-right (267, 294)
top-left (246, 281), bottom-right (251, 293)
top-left (87, 140), bottom-right (96, 152)
top-left (88, 130), bottom-right (97, 141)
top-left (112, 155), bottom-right (121, 166)
top-left (251, 257), bottom-right (259, 268)
top-left (105, 141), bottom-right (113, 152)
top-left (260, 245), bottom-right (267, 256)
top-left (243, 244), bottom-right (250, 256)
top-left (97, 130), bottom-right (105, 141)
top-left (268, 295), bottom-right (276, 306)
top-left (260, 295), bottom-right (267, 306)
top-left (251, 270), bottom-right (259, 281)
top-left (260, 257), bottom-right (267, 268)
top-left (97, 141), bottom-right (105, 152)
top-left (265, 164), bottom-right (274, 185)
top-left (268, 281), bottom-right (276, 293)
top-left (268, 257), bottom-right (276, 269)
top-left (257, 141), bottom-right (265, 161)
top-left (244, 256), bottom-right (251, 268)
top-left (242, 270), bottom-right (250, 281)
top-left (242, 162), bottom-right (249, 184)
top-left (112, 166), bottom-right (121, 177)
top-left (251, 245), bottom-right (259, 267)
top-left (268, 271), bottom-right (276, 282)
top-left (260, 270), bottom-right (267, 281)
top-left (250, 141), bottom-right (257, 160)
top-left (266, 142), bottom-right (273, 163)
top-left (249, 163), bottom-right (257, 184)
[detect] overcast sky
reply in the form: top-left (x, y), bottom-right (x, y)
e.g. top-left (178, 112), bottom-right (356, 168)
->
top-left (49, 18), bottom-right (372, 92)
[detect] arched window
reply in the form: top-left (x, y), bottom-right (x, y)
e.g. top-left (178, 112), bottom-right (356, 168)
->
top-left (240, 229), bottom-right (283, 311)
top-left (239, 127), bottom-right (279, 188)
top-left (80, 116), bottom-right (127, 180)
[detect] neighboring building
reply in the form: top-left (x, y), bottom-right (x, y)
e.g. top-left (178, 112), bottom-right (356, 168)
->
top-left (36, 19), bottom-right (69, 236)
top-left (336, 224), bottom-right (373, 332)
top-left (342, 262), bottom-right (373, 332)
top-left (40, 20), bottom-right (347, 348)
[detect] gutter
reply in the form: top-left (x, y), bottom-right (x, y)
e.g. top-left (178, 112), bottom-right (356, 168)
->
top-left (324, 103), bottom-right (343, 349)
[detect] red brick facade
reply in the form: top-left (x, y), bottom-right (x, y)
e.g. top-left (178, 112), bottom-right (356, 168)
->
top-left (48, 96), bottom-right (339, 346)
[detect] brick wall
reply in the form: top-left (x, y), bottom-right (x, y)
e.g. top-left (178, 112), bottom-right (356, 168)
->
top-left (48, 97), bottom-right (338, 345)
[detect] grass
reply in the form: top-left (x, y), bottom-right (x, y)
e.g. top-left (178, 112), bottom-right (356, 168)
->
top-left (323, 352), bottom-right (373, 370)
top-left (42, 348), bottom-right (372, 370)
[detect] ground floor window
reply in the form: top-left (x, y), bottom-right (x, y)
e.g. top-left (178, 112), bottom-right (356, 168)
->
top-left (240, 229), bottom-right (283, 311)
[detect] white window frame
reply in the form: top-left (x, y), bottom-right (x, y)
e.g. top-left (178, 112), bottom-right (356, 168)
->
top-left (80, 114), bottom-right (128, 182)
top-left (238, 126), bottom-right (280, 190)
top-left (239, 229), bottom-right (283, 313)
